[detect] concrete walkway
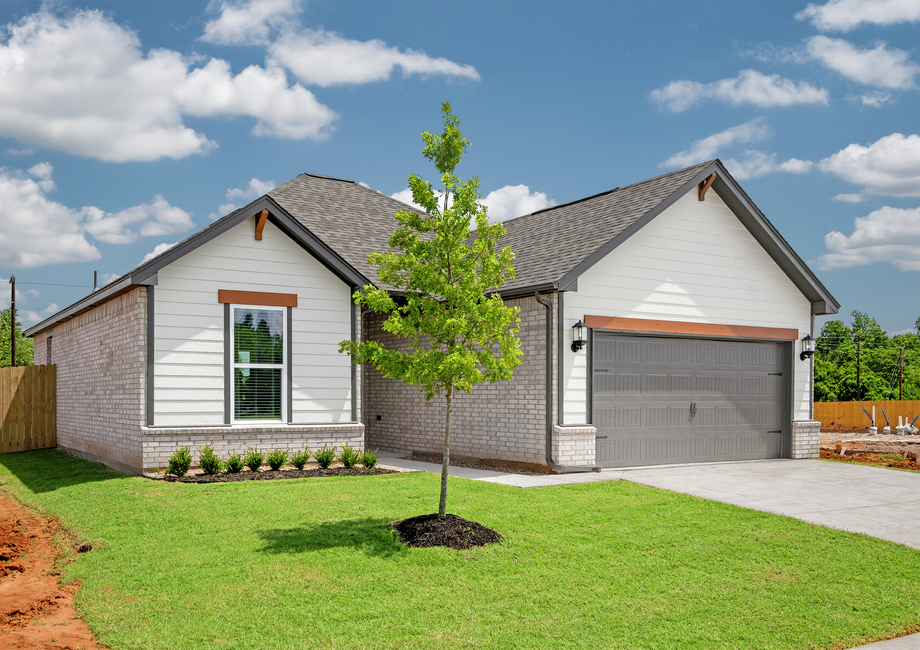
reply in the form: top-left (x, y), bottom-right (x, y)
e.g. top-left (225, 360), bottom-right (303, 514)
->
top-left (379, 453), bottom-right (920, 649)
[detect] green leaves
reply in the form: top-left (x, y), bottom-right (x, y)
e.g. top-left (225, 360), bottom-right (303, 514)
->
top-left (340, 102), bottom-right (522, 402)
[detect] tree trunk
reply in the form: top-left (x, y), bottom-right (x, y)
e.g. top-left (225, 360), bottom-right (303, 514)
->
top-left (438, 385), bottom-right (453, 518)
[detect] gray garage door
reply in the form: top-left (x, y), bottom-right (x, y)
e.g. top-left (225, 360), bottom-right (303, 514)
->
top-left (593, 334), bottom-right (786, 467)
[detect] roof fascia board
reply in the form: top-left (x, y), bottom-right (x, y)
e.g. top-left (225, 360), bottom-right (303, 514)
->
top-left (23, 275), bottom-right (134, 337)
top-left (555, 163), bottom-right (720, 292)
top-left (709, 161), bottom-right (840, 315)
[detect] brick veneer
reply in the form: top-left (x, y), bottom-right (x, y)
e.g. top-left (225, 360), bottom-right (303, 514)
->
top-left (364, 295), bottom-right (558, 466)
top-left (791, 420), bottom-right (821, 459)
top-left (552, 425), bottom-right (596, 466)
top-left (142, 423), bottom-right (364, 470)
top-left (34, 288), bottom-right (147, 473)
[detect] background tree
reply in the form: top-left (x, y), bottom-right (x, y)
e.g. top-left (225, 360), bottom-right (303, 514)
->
top-left (340, 102), bottom-right (522, 517)
top-left (814, 310), bottom-right (919, 401)
top-left (0, 307), bottom-right (34, 367)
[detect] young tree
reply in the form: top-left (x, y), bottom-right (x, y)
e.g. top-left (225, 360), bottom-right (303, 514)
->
top-left (340, 102), bottom-right (522, 517)
top-left (0, 307), bottom-right (33, 367)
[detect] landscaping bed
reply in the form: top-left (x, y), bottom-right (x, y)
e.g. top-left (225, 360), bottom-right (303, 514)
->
top-left (153, 465), bottom-right (398, 483)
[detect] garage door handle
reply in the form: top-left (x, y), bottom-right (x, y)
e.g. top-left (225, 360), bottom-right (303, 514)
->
top-left (768, 372), bottom-right (783, 376)
top-left (596, 436), bottom-right (608, 440)
top-left (690, 402), bottom-right (697, 419)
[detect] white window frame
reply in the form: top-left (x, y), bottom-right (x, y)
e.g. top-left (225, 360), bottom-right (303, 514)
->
top-left (230, 304), bottom-right (287, 424)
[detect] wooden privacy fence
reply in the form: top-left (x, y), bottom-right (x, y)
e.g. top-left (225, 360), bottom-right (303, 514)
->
top-left (816, 400), bottom-right (920, 430)
top-left (0, 365), bottom-right (56, 453)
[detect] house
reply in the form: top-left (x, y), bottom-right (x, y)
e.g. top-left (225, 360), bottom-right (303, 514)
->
top-left (25, 159), bottom-right (838, 474)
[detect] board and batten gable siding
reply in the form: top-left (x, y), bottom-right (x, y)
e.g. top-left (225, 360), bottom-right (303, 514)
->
top-left (153, 216), bottom-right (354, 426)
top-left (561, 188), bottom-right (812, 424)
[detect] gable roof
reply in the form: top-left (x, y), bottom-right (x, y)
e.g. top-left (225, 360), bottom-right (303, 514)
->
top-left (498, 159), bottom-right (838, 315)
top-left (24, 160), bottom-right (837, 337)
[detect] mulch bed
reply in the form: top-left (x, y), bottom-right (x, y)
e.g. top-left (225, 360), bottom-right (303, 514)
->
top-left (392, 513), bottom-right (502, 550)
top-left (402, 453), bottom-right (549, 476)
top-left (157, 466), bottom-right (397, 483)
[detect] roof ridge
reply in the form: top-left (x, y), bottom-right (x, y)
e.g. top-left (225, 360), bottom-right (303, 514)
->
top-left (300, 172), bottom-right (356, 183)
top-left (500, 160), bottom-right (715, 226)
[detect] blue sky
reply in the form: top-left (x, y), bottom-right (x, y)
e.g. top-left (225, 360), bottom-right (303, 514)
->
top-left (0, 0), bottom-right (917, 334)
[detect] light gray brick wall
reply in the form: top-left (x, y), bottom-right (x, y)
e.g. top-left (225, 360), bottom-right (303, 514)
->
top-left (791, 420), bottom-right (821, 459)
top-left (48, 288), bottom-right (147, 472)
top-left (364, 295), bottom-right (552, 465)
top-left (142, 423), bottom-right (364, 469)
top-left (552, 425), bottom-right (596, 466)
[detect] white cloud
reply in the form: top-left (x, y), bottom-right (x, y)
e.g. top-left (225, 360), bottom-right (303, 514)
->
top-left (391, 185), bottom-right (555, 222)
top-left (100, 272), bottom-right (120, 286)
top-left (202, 0), bottom-right (302, 46)
top-left (806, 36), bottom-right (919, 89)
top-left (887, 327), bottom-right (919, 336)
top-left (270, 29), bottom-right (480, 87)
top-left (796, 0), bottom-right (920, 32)
top-left (816, 206), bottom-right (920, 271)
top-left (0, 9), bottom-right (337, 162)
top-left (650, 70), bottom-right (828, 112)
top-left (660, 118), bottom-right (772, 168)
top-left (0, 279), bottom-right (40, 306)
top-left (209, 177), bottom-right (276, 219)
top-left (142, 242), bottom-right (180, 264)
top-left (482, 185), bottom-right (556, 221)
top-left (723, 151), bottom-right (813, 179)
top-left (5, 147), bottom-right (34, 156)
top-left (19, 303), bottom-right (58, 326)
top-left (858, 91), bottom-right (895, 107)
top-left (819, 133), bottom-right (920, 197)
top-left (0, 163), bottom-right (193, 267)
top-left (832, 193), bottom-right (865, 202)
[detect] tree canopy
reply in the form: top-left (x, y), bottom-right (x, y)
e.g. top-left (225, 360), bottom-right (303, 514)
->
top-left (0, 307), bottom-right (34, 367)
top-left (814, 311), bottom-right (919, 402)
top-left (340, 102), bottom-right (522, 516)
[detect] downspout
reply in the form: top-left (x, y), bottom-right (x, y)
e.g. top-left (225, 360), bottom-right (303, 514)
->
top-left (535, 291), bottom-right (596, 473)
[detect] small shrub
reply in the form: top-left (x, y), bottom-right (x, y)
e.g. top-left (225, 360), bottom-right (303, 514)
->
top-left (290, 446), bottom-right (312, 470)
top-left (339, 444), bottom-right (361, 469)
top-left (224, 451), bottom-right (245, 474)
top-left (266, 448), bottom-right (289, 471)
top-left (314, 445), bottom-right (336, 469)
top-left (361, 449), bottom-right (379, 469)
top-left (166, 446), bottom-right (192, 477)
top-left (244, 446), bottom-right (264, 472)
top-left (198, 444), bottom-right (222, 475)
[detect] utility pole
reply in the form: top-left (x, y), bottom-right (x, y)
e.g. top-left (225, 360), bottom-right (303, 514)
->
top-left (8, 275), bottom-right (14, 367)
top-left (899, 347), bottom-right (904, 401)
top-left (856, 335), bottom-right (860, 401)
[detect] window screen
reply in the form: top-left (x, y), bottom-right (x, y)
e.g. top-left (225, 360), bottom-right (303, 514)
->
top-left (232, 307), bottom-right (285, 421)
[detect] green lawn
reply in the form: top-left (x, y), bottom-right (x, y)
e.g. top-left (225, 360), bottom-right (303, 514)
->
top-left (1, 450), bottom-right (918, 650)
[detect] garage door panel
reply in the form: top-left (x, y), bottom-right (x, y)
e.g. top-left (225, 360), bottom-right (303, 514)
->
top-left (594, 333), bottom-right (786, 467)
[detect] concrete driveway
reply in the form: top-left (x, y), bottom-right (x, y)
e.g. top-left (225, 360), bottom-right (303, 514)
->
top-left (613, 459), bottom-right (920, 551)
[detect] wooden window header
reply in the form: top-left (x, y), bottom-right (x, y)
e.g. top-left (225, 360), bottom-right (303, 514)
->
top-left (583, 315), bottom-right (798, 341)
top-left (218, 290), bottom-right (297, 308)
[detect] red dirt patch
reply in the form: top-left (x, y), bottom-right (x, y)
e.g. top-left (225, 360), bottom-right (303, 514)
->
top-left (0, 490), bottom-right (107, 650)
top-left (819, 448), bottom-right (920, 471)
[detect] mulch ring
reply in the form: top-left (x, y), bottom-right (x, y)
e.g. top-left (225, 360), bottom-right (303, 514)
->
top-left (819, 448), bottom-right (920, 471)
top-left (155, 466), bottom-right (397, 483)
top-left (392, 513), bottom-right (502, 550)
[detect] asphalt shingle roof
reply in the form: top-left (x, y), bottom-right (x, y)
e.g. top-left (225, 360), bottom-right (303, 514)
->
top-left (268, 162), bottom-right (713, 294)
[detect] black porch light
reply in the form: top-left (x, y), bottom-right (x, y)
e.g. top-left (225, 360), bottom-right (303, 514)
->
top-left (571, 320), bottom-right (587, 353)
top-left (800, 334), bottom-right (815, 361)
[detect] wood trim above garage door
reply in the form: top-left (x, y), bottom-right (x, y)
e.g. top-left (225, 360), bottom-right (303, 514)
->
top-left (583, 316), bottom-right (798, 341)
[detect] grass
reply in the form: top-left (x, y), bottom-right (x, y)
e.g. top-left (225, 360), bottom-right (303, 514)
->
top-left (1, 449), bottom-right (919, 650)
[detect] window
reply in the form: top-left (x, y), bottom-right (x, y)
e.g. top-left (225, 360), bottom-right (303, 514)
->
top-left (231, 305), bottom-right (286, 422)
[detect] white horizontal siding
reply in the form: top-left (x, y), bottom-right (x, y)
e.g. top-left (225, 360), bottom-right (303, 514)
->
top-left (153, 216), bottom-right (354, 427)
top-left (562, 188), bottom-right (812, 425)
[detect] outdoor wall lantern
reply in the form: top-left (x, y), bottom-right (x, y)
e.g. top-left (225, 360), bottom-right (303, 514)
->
top-left (800, 334), bottom-right (815, 361)
top-left (572, 320), bottom-right (588, 353)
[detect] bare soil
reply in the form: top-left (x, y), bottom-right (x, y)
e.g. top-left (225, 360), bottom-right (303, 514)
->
top-left (0, 490), bottom-right (107, 650)
top-left (819, 430), bottom-right (920, 472)
top-left (392, 513), bottom-right (502, 549)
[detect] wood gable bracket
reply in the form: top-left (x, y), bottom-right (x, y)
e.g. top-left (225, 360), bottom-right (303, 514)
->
top-left (254, 209), bottom-right (269, 240)
top-left (698, 173), bottom-right (716, 201)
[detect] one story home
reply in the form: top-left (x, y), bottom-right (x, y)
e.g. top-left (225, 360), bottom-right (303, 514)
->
top-left (25, 159), bottom-right (838, 474)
